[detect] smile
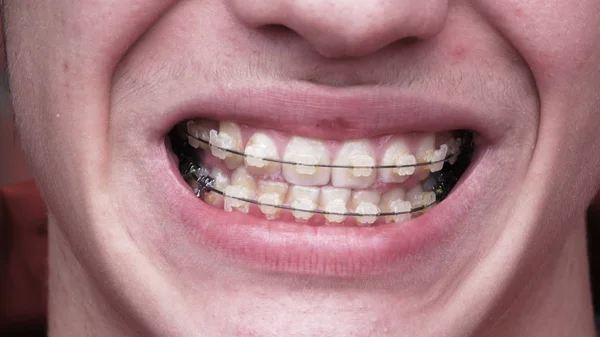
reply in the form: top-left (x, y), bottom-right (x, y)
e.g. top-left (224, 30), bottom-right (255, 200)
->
top-left (157, 83), bottom-right (494, 276)
top-left (171, 120), bottom-right (474, 226)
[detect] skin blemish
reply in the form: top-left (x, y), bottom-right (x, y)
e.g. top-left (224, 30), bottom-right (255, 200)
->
top-left (449, 45), bottom-right (468, 61)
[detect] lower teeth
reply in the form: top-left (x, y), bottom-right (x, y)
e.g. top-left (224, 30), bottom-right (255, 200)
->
top-left (171, 123), bottom-right (474, 226)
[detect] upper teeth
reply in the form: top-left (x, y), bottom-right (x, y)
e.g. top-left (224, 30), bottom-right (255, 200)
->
top-left (283, 137), bottom-right (331, 186)
top-left (186, 120), bottom-right (210, 150)
top-left (210, 121), bottom-right (244, 169)
top-left (413, 133), bottom-right (436, 180)
top-left (332, 140), bottom-right (377, 189)
top-left (190, 121), bottom-right (457, 187)
top-left (244, 132), bottom-right (281, 175)
top-left (380, 137), bottom-right (416, 183)
top-left (430, 144), bottom-right (448, 172)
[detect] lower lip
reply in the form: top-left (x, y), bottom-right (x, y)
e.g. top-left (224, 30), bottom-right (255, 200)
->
top-left (165, 147), bottom-right (478, 277)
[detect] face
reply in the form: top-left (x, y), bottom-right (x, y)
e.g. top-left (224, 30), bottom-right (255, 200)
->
top-left (4, 1), bottom-right (600, 336)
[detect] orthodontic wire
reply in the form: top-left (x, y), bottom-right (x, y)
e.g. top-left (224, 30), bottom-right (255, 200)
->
top-left (183, 162), bottom-right (437, 217)
top-left (186, 131), bottom-right (461, 169)
top-left (203, 186), bottom-right (434, 217)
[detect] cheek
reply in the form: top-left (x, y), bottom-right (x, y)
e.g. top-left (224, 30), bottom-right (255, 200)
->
top-left (5, 1), bottom-right (178, 233)
top-left (476, 0), bottom-right (600, 191)
top-left (476, 0), bottom-right (600, 93)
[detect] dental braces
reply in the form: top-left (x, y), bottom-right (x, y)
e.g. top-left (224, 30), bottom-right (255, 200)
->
top-left (181, 161), bottom-right (438, 217)
top-left (186, 131), bottom-right (462, 170)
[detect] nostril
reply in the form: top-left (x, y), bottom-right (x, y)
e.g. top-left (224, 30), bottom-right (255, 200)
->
top-left (258, 23), bottom-right (302, 44)
top-left (228, 0), bottom-right (448, 59)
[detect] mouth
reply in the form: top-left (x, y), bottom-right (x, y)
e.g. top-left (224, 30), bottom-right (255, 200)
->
top-left (155, 83), bottom-right (493, 276)
top-left (170, 121), bottom-right (474, 227)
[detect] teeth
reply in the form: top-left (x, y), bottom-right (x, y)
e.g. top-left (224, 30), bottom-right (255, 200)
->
top-left (414, 133), bottom-right (436, 181)
top-left (204, 167), bottom-right (231, 207)
top-left (224, 167), bottom-right (256, 213)
top-left (186, 120), bottom-right (210, 149)
top-left (186, 119), bottom-right (454, 224)
top-left (244, 132), bottom-right (281, 175)
top-left (332, 140), bottom-right (377, 189)
top-left (448, 138), bottom-right (460, 165)
top-left (256, 181), bottom-right (288, 219)
top-left (285, 185), bottom-right (320, 221)
top-left (430, 144), bottom-right (448, 172)
top-left (350, 191), bottom-right (381, 225)
top-left (355, 203), bottom-right (380, 225)
top-left (380, 188), bottom-right (411, 223)
top-left (406, 185), bottom-right (436, 209)
top-left (209, 121), bottom-right (244, 169)
top-left (319, 187), bottom-right (351, 224)
top-left (406, 185), bottom-right (436, 208)
top-left (380, 137), bottom-right (417, 183)
top-left (283, 137), bottom-right (331, 186)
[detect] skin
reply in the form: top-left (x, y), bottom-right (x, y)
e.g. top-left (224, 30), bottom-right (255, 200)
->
top-left (3, 0), bottom-right (600, 336)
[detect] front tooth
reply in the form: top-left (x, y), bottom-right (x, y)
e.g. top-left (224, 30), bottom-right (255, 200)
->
top-left (319, 187), bottom-right (351, 224)
top-left (406, 185), bottom-right (436, 209)
top-left (350, 191), bottom-right (381, 225)
top-left (224, 167), bottom-right (256, 213)
top-left (204, 167), bottom-right (231, 207)
top-left (186, 120), bottom-right (210, 149)
top-left (244, 132), bottom-right (281, 175)
top-left (380, 188), bottom-right (411, 223)
top-left (414, 133), bottom-right (436, 180)
top-left (257, 181), bottom-right (288, 219)
top-left (332, 140), bottom-right (377, 189)
top-left (285, 185), bottom-right (320, 221)
top-left (209, 121), bottom-right (244, 169)
top-left (283, 137), bottom-right (331, 186)
top-left (380, 137), bottom-right (417, 183)
top-left (430, 144), bottom-right (448, 172)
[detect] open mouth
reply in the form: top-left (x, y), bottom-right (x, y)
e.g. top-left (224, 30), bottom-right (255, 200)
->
top-left (169, 119), bottom-right (475, 227)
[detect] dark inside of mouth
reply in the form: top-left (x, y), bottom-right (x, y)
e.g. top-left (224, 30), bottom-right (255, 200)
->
top-left (427, 130), bottom-right (474, 201)
top-left (168, 123), bottom-right (474, 209)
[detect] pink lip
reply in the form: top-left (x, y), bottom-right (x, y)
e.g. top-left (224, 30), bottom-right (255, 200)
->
top-left (153, 81), bottom-right (504, 142)
top-left (154, 82), bottom-right (491, 276)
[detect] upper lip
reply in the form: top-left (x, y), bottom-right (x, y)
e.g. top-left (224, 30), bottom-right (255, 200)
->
top-left (156, 80), bottom-right (506, 142)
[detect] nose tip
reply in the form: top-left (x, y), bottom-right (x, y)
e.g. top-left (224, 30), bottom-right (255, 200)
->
top-left (228, 0), bottom-right (448, 58)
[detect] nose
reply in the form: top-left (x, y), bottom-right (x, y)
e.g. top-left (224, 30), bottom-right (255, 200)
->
top-left (227, 0), bottom-right (448, 58)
